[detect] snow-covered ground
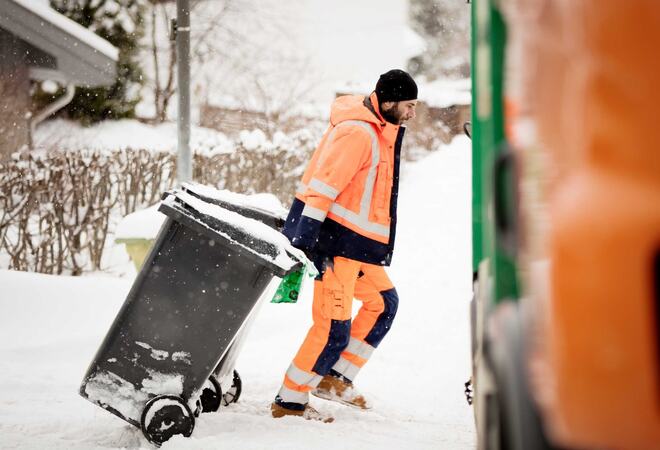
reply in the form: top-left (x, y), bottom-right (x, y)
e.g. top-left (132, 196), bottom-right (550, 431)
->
top-left (0, 137), bottom-right (474, 449)
top-left (33, 119), bottom-right (234, 155)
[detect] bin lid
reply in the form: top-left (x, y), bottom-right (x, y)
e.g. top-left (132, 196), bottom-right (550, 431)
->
top-left (159, 190), bottom-right (303, 277)
top-left (179, 183), bottom-right (286, 229)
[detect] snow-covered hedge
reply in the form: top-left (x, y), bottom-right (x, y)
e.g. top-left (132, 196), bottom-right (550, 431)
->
top-left (193, 129), bottom-right (312, 198)
top-left (0, 149), bottom-right (173, 275)
top-left (0, 131), bottom-right (314, 275)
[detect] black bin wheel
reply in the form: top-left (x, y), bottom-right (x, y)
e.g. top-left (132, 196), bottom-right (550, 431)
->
top-left (141, 394), bottom-right (194, 446)
top-left (221, 370), bottom-right (243, 406)
top-left (199, 375), bottom-right (222, 413)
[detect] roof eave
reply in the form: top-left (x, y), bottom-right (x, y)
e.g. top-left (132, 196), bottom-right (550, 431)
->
top-left (0, 0), bottom-right (118, 87)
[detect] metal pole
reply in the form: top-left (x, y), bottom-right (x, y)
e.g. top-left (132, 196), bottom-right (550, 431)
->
top-left (176, 0), bottom-right (192, 184)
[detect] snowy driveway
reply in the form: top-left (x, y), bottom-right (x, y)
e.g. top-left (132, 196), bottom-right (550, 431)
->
top-left (0, 137), bottom-right (475, 449)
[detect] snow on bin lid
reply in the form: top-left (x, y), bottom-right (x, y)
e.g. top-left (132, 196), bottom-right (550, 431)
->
top-left (114, 204), bottom-right (165, 241)
top-left (160, 190), bottom-right (304, 275)
top-left (115, 186), bottom-right (286, 241)
top-left (181, 182), bottom-right (287, 220)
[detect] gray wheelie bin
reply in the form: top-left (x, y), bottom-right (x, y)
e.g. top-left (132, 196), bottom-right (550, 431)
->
top-left (179, 182), bottom-right (286, 407)
top-left (79, 187), bottom-right (302, 446)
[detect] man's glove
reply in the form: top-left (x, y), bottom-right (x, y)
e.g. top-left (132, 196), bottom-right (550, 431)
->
top-left (291, 236), bottom-right (317, 261)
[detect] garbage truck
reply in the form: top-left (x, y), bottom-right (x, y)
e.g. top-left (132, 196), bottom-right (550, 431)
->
top-left (468, 0), bottom-right (660, 449)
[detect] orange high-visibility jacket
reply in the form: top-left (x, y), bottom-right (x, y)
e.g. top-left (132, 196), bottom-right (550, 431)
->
top-left (282, 92), bottom-right (405, 265)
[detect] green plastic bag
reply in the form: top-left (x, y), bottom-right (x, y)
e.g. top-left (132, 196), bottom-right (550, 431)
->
top-left (271, 259), bottom-right (317, 304)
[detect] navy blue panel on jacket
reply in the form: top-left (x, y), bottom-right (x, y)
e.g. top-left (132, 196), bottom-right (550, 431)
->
top-left (282, 126), bottom-right (405, 267)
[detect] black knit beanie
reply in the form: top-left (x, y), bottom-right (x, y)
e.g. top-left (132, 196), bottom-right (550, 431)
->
top-left (375, 69), bottom-right (418, 102)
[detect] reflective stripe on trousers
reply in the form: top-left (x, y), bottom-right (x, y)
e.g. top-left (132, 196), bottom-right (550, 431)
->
top-left (331, 336), bottom-right (376, 381)
top-left (277, 362), bottom-right (323, 404)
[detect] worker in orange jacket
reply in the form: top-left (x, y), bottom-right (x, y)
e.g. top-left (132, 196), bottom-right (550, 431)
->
top-left (271, 70), bottom-right (418, 422)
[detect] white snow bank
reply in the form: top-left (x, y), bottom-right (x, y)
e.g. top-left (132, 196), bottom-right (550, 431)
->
top-left (239, 129), bottom-right (268, 151)
top-left (421, 78), bottom-right (471, 108)
top-left (33, 119), bottom-right (234, 155)
top-left (0, 269), bottom-right (128, 350)
top-left (114, 204), bottom-right (165, 240)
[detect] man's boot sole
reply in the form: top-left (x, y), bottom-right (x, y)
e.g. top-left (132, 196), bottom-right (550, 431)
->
top-left (311, 389), bottom-right (371, 410)
top-left (270, 402), bottom-right (334, 423)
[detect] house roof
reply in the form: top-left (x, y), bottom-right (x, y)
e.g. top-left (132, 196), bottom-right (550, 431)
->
top-left (0, 0), bottom-right (118, 86)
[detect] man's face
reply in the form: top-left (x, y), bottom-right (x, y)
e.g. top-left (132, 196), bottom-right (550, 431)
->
top-left (381, 100), bottom-right (417, 125)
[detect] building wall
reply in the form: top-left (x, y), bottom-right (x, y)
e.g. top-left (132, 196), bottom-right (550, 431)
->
top-left (0, 28), bottom-right (31, 160)
top-left (199, 103), bottom-right (322, 137)
top-left (200, 104), bottom-right (270, 137)
top-left (409, 102), bottom-right (471, 138)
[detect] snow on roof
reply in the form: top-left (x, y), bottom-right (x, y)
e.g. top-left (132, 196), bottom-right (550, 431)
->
top-left (10, 0), bottom-right (118, 61)
top-left (421, 78), bottom-right (471, 108)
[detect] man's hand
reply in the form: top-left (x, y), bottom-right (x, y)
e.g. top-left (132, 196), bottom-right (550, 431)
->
top-left (291, 236), bottom-right (317, 260)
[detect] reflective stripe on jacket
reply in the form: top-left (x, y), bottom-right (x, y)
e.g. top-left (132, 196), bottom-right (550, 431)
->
top-left (282, 92), bottom-right (404, 265)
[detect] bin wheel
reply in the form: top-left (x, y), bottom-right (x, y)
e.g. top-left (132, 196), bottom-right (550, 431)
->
top-left (141, 395), bottom-right (194, 446)
top-left (221, 370), bottom-right (242, 406)
top-left (199, 375), bottom-right (222, 413)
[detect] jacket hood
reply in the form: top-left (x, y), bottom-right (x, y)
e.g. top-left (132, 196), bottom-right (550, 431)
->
top-left (329, 93), bottom-right (384, 127)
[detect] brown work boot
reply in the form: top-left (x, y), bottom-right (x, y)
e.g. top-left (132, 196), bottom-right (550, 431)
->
top-left (270, 402), bottom-right (334, 423)
top-left (312, 374), bottom-right (371, 410)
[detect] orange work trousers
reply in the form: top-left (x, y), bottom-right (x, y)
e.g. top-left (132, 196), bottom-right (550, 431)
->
top-left (276, 256), bottom-right (399, 406)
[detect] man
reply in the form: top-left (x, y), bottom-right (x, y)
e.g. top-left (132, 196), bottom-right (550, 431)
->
top-left (271, 69), bottom-right (418, 422)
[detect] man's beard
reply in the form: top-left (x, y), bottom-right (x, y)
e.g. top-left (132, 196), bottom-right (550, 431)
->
top-left (381, 104), bottom-right (402, 125)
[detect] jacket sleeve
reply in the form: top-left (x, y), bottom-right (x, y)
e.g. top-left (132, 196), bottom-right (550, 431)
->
top-left (290, 125), bottom-right (372, 252)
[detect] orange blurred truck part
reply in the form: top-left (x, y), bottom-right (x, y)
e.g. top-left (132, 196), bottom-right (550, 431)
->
top-left (527, 1), bottom-right (660, 448)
